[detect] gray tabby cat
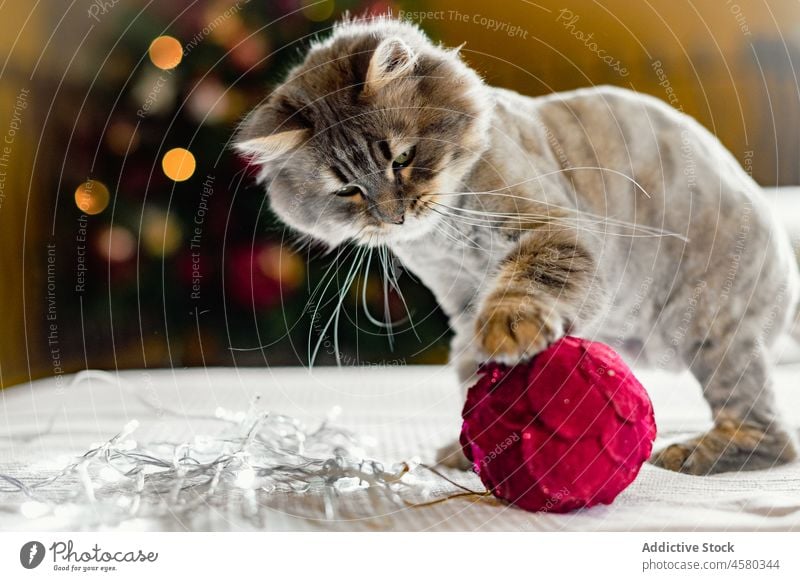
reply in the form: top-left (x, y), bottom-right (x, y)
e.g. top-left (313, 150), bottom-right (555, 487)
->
top-left (235, 17), bottom-right (799, 474)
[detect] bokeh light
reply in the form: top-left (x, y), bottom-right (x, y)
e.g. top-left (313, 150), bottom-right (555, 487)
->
top-left (257, 245), bottom-right (305, 291)
top-left (105, 121), bottom-right (140, 156)
top-left (142, 208), bottom-right (183, 257)
top-left (148, 36), bottom-right (183, 70)
top-left (74, 180), bottom-right (110, 215)
top-left (303, 0), bottom-right (335, 22)
top-left (205, 4), bottom-right (245, 44)
top-left (187, 79), bottom-right (230, 124)
top-left (161, 147), bottom-right (196, 182)
top-left (95, 226), bottom-right (136, 263)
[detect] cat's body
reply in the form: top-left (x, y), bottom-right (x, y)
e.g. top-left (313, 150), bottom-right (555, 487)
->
top-left (393, 84), bottom-right (798, 371)
top-left (236, 18), bottom-right (799, 474)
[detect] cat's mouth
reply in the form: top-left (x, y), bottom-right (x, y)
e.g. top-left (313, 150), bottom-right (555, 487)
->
top-left (356, 204), bottom-right (441, 247)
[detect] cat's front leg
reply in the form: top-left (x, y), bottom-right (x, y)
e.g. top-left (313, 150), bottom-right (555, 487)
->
top-left (436, 326), bottom-right (482, 470)
top-left (476, 227), bottom-right (603, 365)
top-left (437, 227), bottom-right (604, 470)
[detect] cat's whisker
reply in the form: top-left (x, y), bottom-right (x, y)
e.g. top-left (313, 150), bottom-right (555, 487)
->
top-left (431, 220), bottom-right (473, 249)
top-left (306, 244), bottom-right (355, 305)
top-left (378, 246), bottom-right (396, 351)
top-left (360, 246), bottom-right (391, 329)
top-left (382, 245), bottom-right (420, 342)
top-left (310, 243), bottom-right (369, 367)
top-left (439, 166), bottom-right (654, 199)
top-left (284, 229), bottom-right (321, 255)
top-left (431, 194), bottom-right (671, 234)
top-left (432, 187), bottom-right (688, 241)
top-left (425, 205), bottom-right (484, 250)
top-left (447, 210), bottom-right (674, 239)
top-left (428, 203), bottom-right (684, 241)
top-left (307, 226), bottom-right (371, 366)
top-left (360, 246), bottom-right (410, 334)
top-left (428, 200), bottom-right (688, 241)
top-left (229, 238), bottom-right (354, 356)
top-left (305, 239), bottom-right (366, 343)
top-left (334, 240), bottom-right (376, 364)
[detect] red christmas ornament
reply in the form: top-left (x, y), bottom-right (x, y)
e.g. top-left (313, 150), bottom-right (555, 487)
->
top-left (460, 336), bottom-right (656, 513)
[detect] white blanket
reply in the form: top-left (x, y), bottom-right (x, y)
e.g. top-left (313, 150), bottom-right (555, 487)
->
top-left (1, 364), bottom-right (799, 531)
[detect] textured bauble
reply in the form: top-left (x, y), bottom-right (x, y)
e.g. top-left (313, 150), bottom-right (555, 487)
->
top-left (460, 336), bottom-right (656, 513)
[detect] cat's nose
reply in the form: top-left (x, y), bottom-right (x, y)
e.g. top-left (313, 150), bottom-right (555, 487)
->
top-left (379, 206), bottom-right (405, 224)
top-left (375, 210), bottom-right (404, 225)
top-left (368, 196), bottom-right (405, 225)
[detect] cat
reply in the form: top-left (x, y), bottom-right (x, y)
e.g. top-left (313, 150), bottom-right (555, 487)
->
top-left (235, 16), bottom-right (800, 475)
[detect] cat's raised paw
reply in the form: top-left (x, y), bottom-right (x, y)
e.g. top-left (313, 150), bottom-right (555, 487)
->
top-left (476, 297), bottom-right (563, 364)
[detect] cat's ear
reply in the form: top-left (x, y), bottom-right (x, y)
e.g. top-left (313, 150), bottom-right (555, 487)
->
top-left (364, 37), bottom-right (417, 95)
top-left (234, 129), bottom-right (308, 164)
top-left (234, 96), bottom-right (310, 164)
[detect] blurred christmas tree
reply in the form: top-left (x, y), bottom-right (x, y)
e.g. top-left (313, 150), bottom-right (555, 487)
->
top-left (52, 0), bottom-right (449, 370)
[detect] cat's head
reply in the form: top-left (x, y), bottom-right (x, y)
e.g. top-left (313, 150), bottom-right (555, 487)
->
top-left (235, 17), bottom-right (491, 247)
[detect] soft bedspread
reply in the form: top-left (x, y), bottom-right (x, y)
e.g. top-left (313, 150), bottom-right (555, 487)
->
top-left (2, 364), bottom-right (800, 531)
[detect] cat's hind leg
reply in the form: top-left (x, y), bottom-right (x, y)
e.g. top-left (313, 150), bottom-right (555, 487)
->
top-left (651, 330), bottom-right (797, 474)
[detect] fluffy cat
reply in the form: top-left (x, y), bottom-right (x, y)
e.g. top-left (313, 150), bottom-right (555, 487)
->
top-left (235, 17), bottom-right (800, 475)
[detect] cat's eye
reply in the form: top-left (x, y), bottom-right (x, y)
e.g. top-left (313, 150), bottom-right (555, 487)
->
top-left (335, 185), bottom-right (363, 197)
top-left (392, 146), bottom-right (416, 169)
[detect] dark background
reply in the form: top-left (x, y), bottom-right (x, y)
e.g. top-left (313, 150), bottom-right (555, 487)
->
top-left (1, 0), bottom-right (799, 387)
